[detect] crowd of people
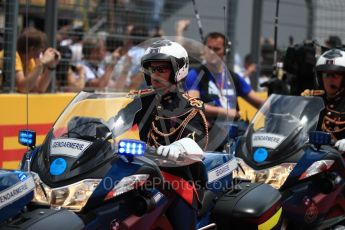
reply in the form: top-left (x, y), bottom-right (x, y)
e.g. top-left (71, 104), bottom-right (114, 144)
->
top-left (0, 19), bottom-right (344, 148)
top-left (0, 19), bottom-right (280, 94)
top-left (0, 28), bottom-right (60, 93)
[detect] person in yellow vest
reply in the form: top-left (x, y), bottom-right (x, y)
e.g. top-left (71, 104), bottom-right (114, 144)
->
top-left (0, 27), bottom-right (60, 93)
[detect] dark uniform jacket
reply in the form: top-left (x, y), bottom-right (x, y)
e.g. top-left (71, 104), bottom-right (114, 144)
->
top-left (130, 88), bottom-right (208, 150)
top-left (318, 90), bottom-right (345, 141)
top-left (302, 89), bottom-right (345, 141)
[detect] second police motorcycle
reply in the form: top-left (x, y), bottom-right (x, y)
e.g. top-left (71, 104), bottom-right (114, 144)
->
top-left (233, 93), bottom-right (345, 229)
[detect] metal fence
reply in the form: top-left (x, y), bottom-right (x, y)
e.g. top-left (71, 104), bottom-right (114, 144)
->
top-left (1, 0), bottom-right (216, 93)
top-left (1, 0), bottom-right (345, 93)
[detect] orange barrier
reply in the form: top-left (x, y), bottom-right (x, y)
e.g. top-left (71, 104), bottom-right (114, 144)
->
top-left (238, 92), bottom-right (267, 120)
top-left (0, 92), bottom-right (267, 169)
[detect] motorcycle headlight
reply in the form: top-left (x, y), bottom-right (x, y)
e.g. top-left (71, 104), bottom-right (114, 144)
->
top-left (233, 158), bottom-right (296, 189)
top-left (32, 173), bottom-right (101, 212)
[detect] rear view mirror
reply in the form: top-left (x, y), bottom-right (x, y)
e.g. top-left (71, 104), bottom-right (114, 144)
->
top-left (18, 130), bottom-right (36, 148)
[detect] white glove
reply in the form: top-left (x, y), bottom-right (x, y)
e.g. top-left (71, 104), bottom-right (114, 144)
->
top-left (157, 138), bottom-right (203, 162)
top-left (335, 139), bottom-right (345, 151)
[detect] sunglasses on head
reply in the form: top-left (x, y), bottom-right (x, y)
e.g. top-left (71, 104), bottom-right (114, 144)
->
top-left (147, 64), bottom-right (171, 73)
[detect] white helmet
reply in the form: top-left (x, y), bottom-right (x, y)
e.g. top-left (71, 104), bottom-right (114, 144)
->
top-left (315, 49), bottom-right (345, 88)
top-left (141, 39), bottom-right (189, 85)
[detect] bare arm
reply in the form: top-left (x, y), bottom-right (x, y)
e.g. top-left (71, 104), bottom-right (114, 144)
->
top-left (15, 62), bottom-right (44, 93)
top-left (175, 19), bottom-right (190, 37)
top-left (175, 19), bottom-right (190, 50)
top-left (36, 48), bottom-right (61, 93)
top-left (187, 89), bottom-right (239, 119)
top-left (87, 65), bottom-right (114, 88)
top-left (67, 66), bottom-right (85, 91)
top-left (204, 104), bottom-right (239, 119)
top-left (35, 68), bottom-right (55, 93)
top-left (111, 54), bottom-right (132, 90)
top-left (242, 90), bottom-right (265, 109)
top-left (89, 48), bottom-right (122, 89)
top-left (16, 48), bottom-right (60, 93)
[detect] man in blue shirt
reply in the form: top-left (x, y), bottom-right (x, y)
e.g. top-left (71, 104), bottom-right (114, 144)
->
top-left (184, 32), bottom-right (265, 150)
top-left (185, 64), bottom-right (253, 115)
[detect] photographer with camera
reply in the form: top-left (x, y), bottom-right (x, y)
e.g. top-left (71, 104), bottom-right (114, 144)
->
top-left (55, 45), bottom-right (86, 92)
top-left (0, 27), bottom-right (60, 93)
top-left (79, 36), bottom-right (121, 90)
top-left (282, 35), bottom-right (343, 96)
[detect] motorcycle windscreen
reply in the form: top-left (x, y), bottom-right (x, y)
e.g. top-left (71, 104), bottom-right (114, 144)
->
top-left (238, 94), bottom-right (324, 166)
top-left (36, 91), bottom-right (142, 183)
top-left (53, 92), bottom-right (140, 139)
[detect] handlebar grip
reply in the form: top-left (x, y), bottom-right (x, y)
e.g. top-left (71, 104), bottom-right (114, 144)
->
top-left (146, 146), bottom-right (157, 155)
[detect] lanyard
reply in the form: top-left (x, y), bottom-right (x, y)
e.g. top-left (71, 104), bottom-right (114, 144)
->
top-left (215, 68), bottom-right (226, 97)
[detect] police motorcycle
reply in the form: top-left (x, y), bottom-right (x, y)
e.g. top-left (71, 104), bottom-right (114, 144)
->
top-left (0, 137), bottom-right (81, 229)
top-left (1, 91), bottom-right (283, 229)
top-left (234, 94), bottom-right (345, 229)
top-left (0, 170), bottom-right (35, 224)
top-left (0, 156), bottom-right (83, 229)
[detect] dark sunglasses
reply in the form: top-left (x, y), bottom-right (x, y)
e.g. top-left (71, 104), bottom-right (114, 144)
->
top-left (147, 64), bottom-right (171, 73)
top-left (321, 72), bottom-right (343, 78)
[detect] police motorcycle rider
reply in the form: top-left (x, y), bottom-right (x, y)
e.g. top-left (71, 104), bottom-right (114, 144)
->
top-left (130, 39), bottom-right (209, 230)
top-left (302, 48), bottom-right (345, 151)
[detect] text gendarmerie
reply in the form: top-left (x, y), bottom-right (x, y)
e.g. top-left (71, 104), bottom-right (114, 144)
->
top-left (52, 141), bottom-right (84, 150)
top-left (253, 135), bottom-right (281, 144)
top-left (0, 183), bottom-right (28, 203)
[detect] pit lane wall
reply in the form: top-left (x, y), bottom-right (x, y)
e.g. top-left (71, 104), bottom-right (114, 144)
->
top-left (0, 92), bottom-right (267, 169)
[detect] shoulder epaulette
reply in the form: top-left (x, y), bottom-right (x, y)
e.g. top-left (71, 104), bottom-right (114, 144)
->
top-left (182, 93), bottom-right (204, 109)
top-left (127, 88), bottom-right (155, 97)
top-left (301, 89), bottom-right (325, 97)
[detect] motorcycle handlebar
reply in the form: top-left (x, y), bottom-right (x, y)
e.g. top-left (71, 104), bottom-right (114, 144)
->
top-left (146, 145), bottom-right (157, 155)
top-left (145, 145), bottom-right (187, 162)
top-left (144, 145), bottom-right (201, 167)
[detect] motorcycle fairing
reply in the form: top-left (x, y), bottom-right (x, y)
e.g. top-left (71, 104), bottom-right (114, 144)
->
top-left (31, 92), bottom-right (142, 187)
top-left (282, 146), bottom-right (328, 189)
top-left (202, 152), bottom-right (237, 193)
top-left (237, 94), bottom-right (324, 169)
top-left (0, 170), bottom-right (35, 223)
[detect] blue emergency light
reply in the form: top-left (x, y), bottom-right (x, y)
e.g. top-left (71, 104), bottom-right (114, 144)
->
top-left (18, 130), bottom-right (36, 147)
top-left (118, 139), bottom-right (146, 156)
